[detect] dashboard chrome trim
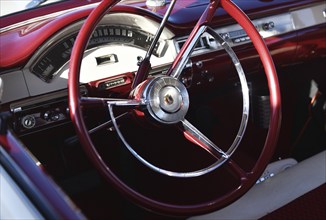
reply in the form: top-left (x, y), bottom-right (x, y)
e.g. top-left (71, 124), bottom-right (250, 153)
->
top-left (175, 2), bottom-right (326, 56)
top-left (176, 12), bottom-right (294, 55)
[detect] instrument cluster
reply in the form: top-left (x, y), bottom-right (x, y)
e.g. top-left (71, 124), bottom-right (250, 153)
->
top-left (30, 25), bottom-right (167, 83)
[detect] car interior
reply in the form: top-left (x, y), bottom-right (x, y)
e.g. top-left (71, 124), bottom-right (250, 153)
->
top-left (0, 0), bottom-right (325, 219)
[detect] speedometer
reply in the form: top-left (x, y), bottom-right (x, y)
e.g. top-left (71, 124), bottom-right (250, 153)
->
top-left (30, 25), bottom-right (166, 83)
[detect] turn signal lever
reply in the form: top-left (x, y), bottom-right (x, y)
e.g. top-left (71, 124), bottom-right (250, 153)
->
top-left (131, 0), bottom-right (177, 89)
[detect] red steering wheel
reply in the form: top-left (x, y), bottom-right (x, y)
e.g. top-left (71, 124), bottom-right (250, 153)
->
top-left (68, 0), bottom-right (281, 216)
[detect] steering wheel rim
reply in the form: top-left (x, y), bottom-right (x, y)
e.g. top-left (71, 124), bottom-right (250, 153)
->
top-left (68, 0), bottom-right (281, 216)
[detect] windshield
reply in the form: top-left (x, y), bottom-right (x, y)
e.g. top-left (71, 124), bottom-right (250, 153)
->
top-left (0, 0), bottom-right (64, 17)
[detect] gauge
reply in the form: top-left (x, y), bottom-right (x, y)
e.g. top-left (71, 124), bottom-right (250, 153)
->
top-left (31, 36), bottom-right (75, 82)
top-left (30, 25), bottom-right (165, 83)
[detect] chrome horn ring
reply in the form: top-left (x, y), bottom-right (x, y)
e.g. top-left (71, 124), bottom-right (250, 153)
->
top-left (108, 28), bottom-right (249, 178)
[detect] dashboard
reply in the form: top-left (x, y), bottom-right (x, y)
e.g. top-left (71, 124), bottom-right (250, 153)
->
top-left (1, 1), bottom-right (325, 135)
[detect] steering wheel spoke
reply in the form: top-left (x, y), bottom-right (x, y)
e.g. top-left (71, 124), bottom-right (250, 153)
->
top-left (81, 96), bottom-right (123, 107)
top-left (227, 159), bottom-right (250, 181)
top-left (169, 25), bottom-right (208, 79)
top-left (88, 112), bottom-right (129, 134)
top-left (107, 98), bottom-right (147, 107)
top-left (81, 96), bottom-right (146, 108)
top-left (180, 119), bottom-right (228, 159)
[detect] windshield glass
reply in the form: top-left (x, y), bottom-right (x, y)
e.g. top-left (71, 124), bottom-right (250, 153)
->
top-left (0, 0), bottom-right (64, 17)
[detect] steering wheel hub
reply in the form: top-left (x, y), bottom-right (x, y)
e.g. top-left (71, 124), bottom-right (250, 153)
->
top-left (145, 76), bottom-right (189, 124)
top-left (160, 86), bottom-right (182, 113)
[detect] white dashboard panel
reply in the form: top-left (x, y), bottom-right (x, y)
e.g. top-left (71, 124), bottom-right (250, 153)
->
top-left (59, 44), bottom-right (175, 83)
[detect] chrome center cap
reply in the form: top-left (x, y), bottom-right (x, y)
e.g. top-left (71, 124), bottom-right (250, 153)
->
top-left (159, 86), bottom-right (183, 113)
top-left (144, 76), bottom-right (189, 124)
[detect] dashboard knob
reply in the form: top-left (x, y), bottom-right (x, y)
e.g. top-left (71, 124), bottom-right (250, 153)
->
top-left (43, 110), bottom-right (62, 121)
top-left (51, 112), bottom-right (60, 121)
top-left (220, 33), bottom-right (229, 40)
top-left (263, 21), bottom-right (275, 31)
top-left (195, 61), bottom-right (203, 69)
top-left (43, 111), bottom-right (50, 120)
top-left (22, 115), bottom-right (36, 129)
